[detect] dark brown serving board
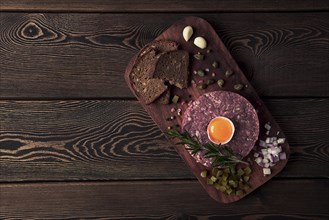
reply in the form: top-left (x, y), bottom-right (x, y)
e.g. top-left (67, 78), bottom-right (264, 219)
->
top-left (124, 16), bottom-right (289, 203)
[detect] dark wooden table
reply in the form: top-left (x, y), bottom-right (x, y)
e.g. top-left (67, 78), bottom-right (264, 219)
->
top-left (1, 1), bottom-right (328, 219)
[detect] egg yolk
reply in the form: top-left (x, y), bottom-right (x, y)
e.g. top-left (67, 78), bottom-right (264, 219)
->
top-left (207, 117), bottom-right (234, 144)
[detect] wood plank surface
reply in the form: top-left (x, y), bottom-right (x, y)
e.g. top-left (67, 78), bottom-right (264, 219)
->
top-left (0, 13), bottom-right (328, 98)
top-left (1, 99), bottom-right (328, 182)
top-left (1, 0), bottom-right (328, 217)
top-left (1, 180), bottom-right (328, 219)
top-left (1, 0), bottom-right (329, 12)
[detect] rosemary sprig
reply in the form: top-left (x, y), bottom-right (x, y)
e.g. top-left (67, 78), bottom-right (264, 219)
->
top-left (167, 128), bottom-right (248, 168)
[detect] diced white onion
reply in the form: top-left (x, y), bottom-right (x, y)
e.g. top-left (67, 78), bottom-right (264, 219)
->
top-left (263, 168), bottom-right (271, 175)
top-left (255, 157), bottom-right (262, 164)
top-left (277, 138), bottom-right (286, 144)
top-left (271, 147), bottom-right (281, 156)
top-left (255, 134), bottom-right (286, 170)
top-left (262, 158), bottom-right (269, 164)
top-left (264, 123), bottom-right (271, 130)
top-left (259, 140), bottom-right (267, 147)
top-left (261, 149), bottom-right (268, 156)
top-left (267, 154), bottom-right (273, 162)
top-left (279, 152), bottom-right (287, 160)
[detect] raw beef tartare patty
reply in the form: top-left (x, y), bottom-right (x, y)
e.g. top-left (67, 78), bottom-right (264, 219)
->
top-left (181, 91), bottom-right (259, 167)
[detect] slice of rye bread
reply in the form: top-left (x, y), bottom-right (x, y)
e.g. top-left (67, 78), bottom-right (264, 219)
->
top-left (142, 79), bottom-right (168, 104)
top-left (153, 50), bottom-right (189, 89)
top-left (129, 40), bottom-right (179, 104)
top-left (155, 88), bottom-right (171, 104)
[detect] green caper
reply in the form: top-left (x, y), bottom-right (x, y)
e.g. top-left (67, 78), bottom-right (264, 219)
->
top-left (207, 79), bottom-right (215, 85)
top-left (234, 83), bottom-right (244, 91)
top-left (197, 83), bottom-right (207, 90)
top-left (200, 170), bottom-right (207, 178)
top-left (225, 69), bottom-right (234, 77)
top-left (193, 53), bottom-right (204, 60)
top-left (217, 79), bottom-right (225, 88)
top-left (212, 61), bottom-right (219, 68)
top-left (197, 70), bottom-right (205, 77)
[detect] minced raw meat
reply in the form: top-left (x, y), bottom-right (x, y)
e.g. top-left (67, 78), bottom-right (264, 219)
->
top-left (181, 91), bottom-right (259, 167)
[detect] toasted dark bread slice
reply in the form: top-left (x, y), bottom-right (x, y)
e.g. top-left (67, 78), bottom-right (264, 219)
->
top-left (142, 79), bottom-right (168, 104)
top-left (155, 88), bottom-right (171, 104)
top-left (153, 50), bottom-right (189, 89)
top-left (129, 40), bottom-right (178, 104)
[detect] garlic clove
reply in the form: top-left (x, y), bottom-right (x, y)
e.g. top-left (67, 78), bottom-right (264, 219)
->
top-left (183, 26), bottom-right (193, 42)
top-left (194, 36), bottom-right (207, 49)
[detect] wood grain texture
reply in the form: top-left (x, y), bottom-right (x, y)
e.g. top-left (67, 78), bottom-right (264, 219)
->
top-left (1, 99), bottom-right (328, 182)
top-left (1, 0), bottom-right (329, 12)
top-left (0, 100), bottom-right (190, 181)
top-left (0, 13), bottom-right (328, 98)
top-left (0, 180), bottom-right (328, 219)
